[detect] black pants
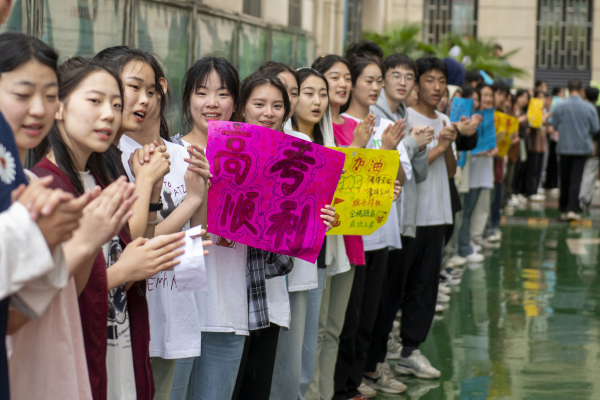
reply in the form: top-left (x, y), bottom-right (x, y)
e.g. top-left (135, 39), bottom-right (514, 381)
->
top-left (333, 248), bottom-right (389, 400)
top-left (512, 157), bottom-right (527, 195)
top-left (231, 324), bottom-right (280, 400)
top-left (559, 155), bottom-right (587, 213)
top-left (545, 140), bottom-right (559, 189)
top-left (524, 152), bottom-right (544, 197)
top-left (364, 226), bottom-right (446, 372)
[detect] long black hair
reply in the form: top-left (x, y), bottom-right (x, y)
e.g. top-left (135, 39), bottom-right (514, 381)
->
top-left (94, 46), bottom-right (171, 141)
top-left (240, 72), bottom-right (291, 130)
top-left (340, 56), bottom-right (382, 114)
top-left (0, 32), bottom-right (58, 74)
top-left (181, 57), bottom-right (240, 130)
top-left (258, 61), bottom-right (299, 120)
top-left (36, 57), bottom-right (123, 194)
top-left (311, 54), bottom-right (351, 77)
top-left (291, 68), bottom-right (328, 145)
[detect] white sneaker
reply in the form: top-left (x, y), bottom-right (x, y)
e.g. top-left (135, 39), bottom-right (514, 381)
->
top-left (487, 232), bottom-right (502, 242)
top-left (358, 381), bottom-right (377, 398)
top-left (440, 275), bottom-right (461, 286)
top-left (440, 268), bottom-right (461, 283)
top-left (470, 241), bottom-right (482, 252)
top-left (507, 197), bottom-right (520, 207)
top-left (437, 292), bottom-right (450, 302)
top-left (560, 212), bottom-right (570, 221)
top-left (465, 252), bottom-right (485, 263)
top-left (517, 194), bottom-right (528, 204)
top-left (363, 362), bottom-right (407, 394)
top-left (567, 211), bottom-right (581, 221)
top-left (529, 194), bottom-right (546, 202)
top-left (395, 350), bottom-right (441, 379)
top-left (446, 255), bottom-right (467, 267)
top-left (438, 284), bottom-right (451, 295)
top-left (481, 239), bottom-right (500, 249)
top-left (435, 303), bottom-right (446, 312)
top-left (386, 335), bottom-right (403, 360)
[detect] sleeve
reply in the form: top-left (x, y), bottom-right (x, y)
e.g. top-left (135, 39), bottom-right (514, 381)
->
top-left (455, 131), bottom-right (478, 151)
top-left (397, 140), bottom-right (413, 182)
top-left (590, 106), bottom-right (600, 135)
top-left (407, 136), bottom-right (430, 184)
top-left (551, 106), bottom-right (560, 130)
top-left (0, 203), bottom-right (66, 317)
top-left (247, 247), bottom-right (294, 279)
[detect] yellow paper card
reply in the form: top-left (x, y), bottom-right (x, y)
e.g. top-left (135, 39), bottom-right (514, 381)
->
top-left (495, 111), bottom-right (520, 157)
top-left (326, 148), bottom-right (399, 236)
top-left (527, 98), bottom-right (544, 128)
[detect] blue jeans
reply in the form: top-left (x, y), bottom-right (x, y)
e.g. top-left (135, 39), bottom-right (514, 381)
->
top-left (459, 188), bottom-right (482, 257)
top-left (299, 268), bottom-right (327, 400)
top-left (169, 332), bottom-right (245, 400)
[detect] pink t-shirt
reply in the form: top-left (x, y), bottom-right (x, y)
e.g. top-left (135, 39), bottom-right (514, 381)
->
top-left (333, 116), bottom-right (365, 266)
top-left (333, 116), bottom-right (358, 147)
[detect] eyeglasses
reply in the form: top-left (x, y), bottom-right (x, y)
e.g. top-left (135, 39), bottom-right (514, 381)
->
top-left (389, 73), bottom-right (415, 83)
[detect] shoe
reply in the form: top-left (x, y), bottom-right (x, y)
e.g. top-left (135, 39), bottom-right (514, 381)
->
top-left (481, 239), bottom-right (500, 249)
top-left (440, 274), bottom-right (461, 286)
top-left (560, 212), bottom-right (570, 221)
top-left (529, 194), bottom-right (546, 202)
top-left (437, 292), bottom-right (450, 302)
top-left (507, 197), bottom-right (520, 207)
top-left (567, 211), bottom-right (581, 221)
top-left (516, 194), bottom-right (528, 204)
top-left (386, 335), bottom-right (403, 360)
top-left (440, 268), bottom-right (460, 281)
top-left (470, 241), bottom-right (482, 252)
top-left (444, 267), bottom-right (463, 278)
top-left (549, 188), bottom-right (561, 196)
top-left (391, 320), bottom-right (401, 341)
top-left (357, 381), bottom-right (377, 398)
top-left (446, 255), bottom-right (467, 267)
top-left (487, 231), bottom-right (502, 242)
top-left (395, 349), bottom-right (441, 379)
top-left (363, 362), bottom-right (407, 394)
top-left (537, 187), bottom-right (545, 195)
top-left (438, 284), bottom-right (451, 295)
top-left (435, 303), bottom-right (446, 312)
top-left (464, 252), bottom-right (485, 263)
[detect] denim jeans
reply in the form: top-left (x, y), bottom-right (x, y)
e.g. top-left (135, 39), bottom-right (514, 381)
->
top-left (169, 332), bottom-right (245, 400)
top-left (459, 188), bottom-right (482, 257)
top-left (299, 268), bottom-right (327, 400)
top-left (151, 357), bottom-right (176, 400)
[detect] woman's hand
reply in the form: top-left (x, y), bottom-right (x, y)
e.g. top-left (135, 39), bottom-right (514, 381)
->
top-left (184, 144), bottom-right (211, 204)
top-left (321, 204), bottom-right (336, 232)
top-left (72, 177), bottom-right (137, 251)
top-left (393, 180), bottom-right (402, 201)
top-left (189, 228), bottom-right (212, 256)
top-left (108, 232), bottom-right (186, 288)
top-left (350, 114), bottom-right (376, 148)
top-left (130, 142), bottom-right (170, 184)
top-left (381, 119), bottom-right (406, 150)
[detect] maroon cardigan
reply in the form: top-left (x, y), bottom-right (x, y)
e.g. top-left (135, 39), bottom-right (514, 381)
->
top-left (32, 157), bottom-right (154, 400)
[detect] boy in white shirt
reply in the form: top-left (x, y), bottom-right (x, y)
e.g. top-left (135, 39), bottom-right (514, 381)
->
top-left (391, 57), bottom-right (457, 379)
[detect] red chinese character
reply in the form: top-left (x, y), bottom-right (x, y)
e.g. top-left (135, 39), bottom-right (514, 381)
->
top-left (214, 136), bottom-right (253, 185)
top-left (351, 155), bottom-right (366, 172)
top-left (269, 140), bottom-right (316, 196)
top-left (220, 191), bottom-right (259, 234)
top-left (266, 200), bottom-right (311, 254)
top-left (368, 159), bottom-right (384, 173)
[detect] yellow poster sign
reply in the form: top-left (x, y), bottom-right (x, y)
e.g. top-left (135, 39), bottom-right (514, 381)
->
top-left (327, 148), bottom-right (399, 236)
top-left (527, 98), bottom-right (544, 128)
top-left (495, 111), bottom-right (520, 157)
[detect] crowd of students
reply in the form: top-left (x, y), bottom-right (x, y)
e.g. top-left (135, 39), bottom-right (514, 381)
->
top-left (2, 9), bottom-right (599, 400)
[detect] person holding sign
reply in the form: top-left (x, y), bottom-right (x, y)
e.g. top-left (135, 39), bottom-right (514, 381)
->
top-left (332, 54), bottom-right (409, 400)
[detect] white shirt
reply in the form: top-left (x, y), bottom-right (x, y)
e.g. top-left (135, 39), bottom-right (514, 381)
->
top-left (79, 171), bottom-right (136, 400)
top-left (266, 277), bottom-right (291, 328)
top-left (341, 113), bottom-right (406, 251)
top-left (468, 154), bottom-right (494, 189)
top-left (407, 108), bottom-right (454, 226)
top-left (119, 136), bottom-right (203, 358)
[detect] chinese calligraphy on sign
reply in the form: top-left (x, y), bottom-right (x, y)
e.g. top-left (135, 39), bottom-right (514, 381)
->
top-left (326, 148), bottom-right (399, 236)
top-left (207, 121), bottom-right (345, 263)
top-left (449, 97), bottom-right (474, 123)
top-left (495, 111), bottom-right (520, 157)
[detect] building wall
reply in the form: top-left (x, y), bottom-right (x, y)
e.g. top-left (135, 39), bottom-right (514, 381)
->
top-left (477, 0), bottom-right (537, 88)
top-left (362, 0), bottom-right (424, 34)
top-left (593, 3), bottom-right (600, 82)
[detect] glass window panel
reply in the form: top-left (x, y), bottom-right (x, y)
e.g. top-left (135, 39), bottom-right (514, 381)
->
top-left (271, 31), bottom-right (294, 66)
top-left (296, 35), bottom-right (307, 68)
top-left (197, 14), bottom-right (236, 61)
top-left (42, 0), bottom-right (125, 62)
top-left (135, 1), bottom-right (190, 136)
top-left (0, 0), bottom-right (25, 34)
top-left (238, 23), bottom-right (266, 79)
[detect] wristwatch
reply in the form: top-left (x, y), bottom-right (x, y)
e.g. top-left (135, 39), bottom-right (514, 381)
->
top-left (149, 200), bottom-right (163, 212)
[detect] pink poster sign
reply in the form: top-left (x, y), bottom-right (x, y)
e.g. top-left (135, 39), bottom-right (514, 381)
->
top-left (206, 121), bottom-right (345, 263)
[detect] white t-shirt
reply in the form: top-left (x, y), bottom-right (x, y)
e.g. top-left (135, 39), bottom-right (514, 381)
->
top-left (119, 136), bottom-right (203, 358)
top-left (182, 138), bottom-right (250, 335)
top-left (266, 277), bottom-right (291, 328)
top-left (79, 171), bottom-right (136, 400)
top-left (468, 154), bottom-right (494, 189)
top-left (406, 108), bottom-right (454, 226)
top-left (342, 114), bottom-right (405, 251)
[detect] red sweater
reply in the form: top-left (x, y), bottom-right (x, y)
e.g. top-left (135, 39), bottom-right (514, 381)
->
top-left (32, 157), bottom-right (154, 400)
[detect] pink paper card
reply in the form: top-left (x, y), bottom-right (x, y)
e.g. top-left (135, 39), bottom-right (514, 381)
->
top-left (206, 121), bottom-right (345, 263)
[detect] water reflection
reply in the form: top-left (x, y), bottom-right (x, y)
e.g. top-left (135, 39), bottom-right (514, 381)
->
top-left (379, 221), bottom-right (600, 400)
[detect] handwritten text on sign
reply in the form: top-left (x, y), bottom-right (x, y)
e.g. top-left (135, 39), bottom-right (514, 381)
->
top-left (207, 121), bottom-right (345, 263)
top-left (327, 148), bottom-right (399, 236)
top-left (495, 111), bottom-right (520, 157)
